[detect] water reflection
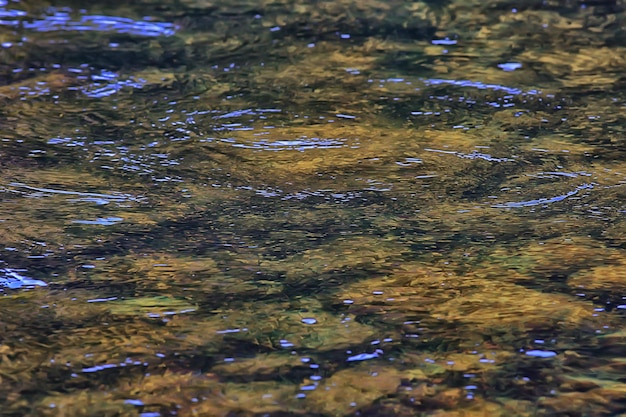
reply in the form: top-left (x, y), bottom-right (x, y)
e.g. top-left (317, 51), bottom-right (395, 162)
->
top-left (492, 183), bottom-right (594, 208)
top-left (9, 182), bottom-right (143, 203)
top-left (214, 108), bottom-right (283, 119)
top-left (0, 7), bottom-right (177, 37)
top-left (71, 216), bottom-right (123, 225)
top-left (83, 70), bottom-right (147, 98)
top-left (423, 78), bottom-right (538, 96)
top-left (0, 268), bottom-right (47, 288)
top-left (235, 137), bottom-right (348, 151)
top-left (425, 148), bottom-right (516, 162)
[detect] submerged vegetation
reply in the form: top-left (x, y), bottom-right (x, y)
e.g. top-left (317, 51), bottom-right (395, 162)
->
top-left (1, 0), bottom-right (626, 415)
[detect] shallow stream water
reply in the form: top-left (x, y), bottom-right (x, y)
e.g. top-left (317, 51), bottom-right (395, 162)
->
top-left (2, 0), bottom-right (626, 416)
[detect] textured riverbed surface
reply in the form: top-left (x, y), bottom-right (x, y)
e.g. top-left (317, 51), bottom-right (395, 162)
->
top-left (2, 0), bottom-right (626, 416)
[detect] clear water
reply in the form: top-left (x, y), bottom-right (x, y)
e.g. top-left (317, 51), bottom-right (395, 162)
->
top-left (2, 0), bottom-right (626, 416)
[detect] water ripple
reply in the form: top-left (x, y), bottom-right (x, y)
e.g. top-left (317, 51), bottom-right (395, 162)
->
top-left (234, 137), bottom-right (348, 151)
top-left (425, 148), bottom-right (515, 162)
top-left (8, 182), bottom-right (144, 203)
top-left (423, 78), bottom-right (541, 96)
top-left (492, 183), bottom-right (594, 208)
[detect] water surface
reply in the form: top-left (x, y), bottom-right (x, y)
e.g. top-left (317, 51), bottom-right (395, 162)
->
top-left (2, 0), bottom-right (626, 416)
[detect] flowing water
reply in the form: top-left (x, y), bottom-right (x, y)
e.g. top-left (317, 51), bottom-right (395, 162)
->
top-left (2, 0), bottom-right (626, 415)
